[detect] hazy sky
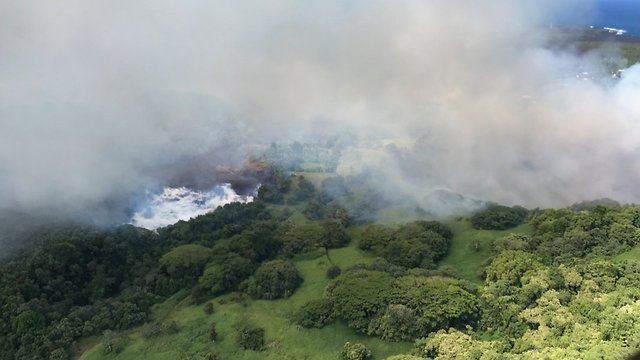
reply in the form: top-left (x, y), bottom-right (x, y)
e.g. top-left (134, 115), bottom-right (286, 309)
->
top-left (1, 0), bottom-right (639, 222)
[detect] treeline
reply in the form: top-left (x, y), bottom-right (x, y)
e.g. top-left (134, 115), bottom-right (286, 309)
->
top-left (386, 205), bottom-right (640, 359)
top-left (4, 166), bottom-right (640, 360)
top-left (0, 225), bottom-right (159, 359)
top-left (0, 169), bottom-right (395, 359)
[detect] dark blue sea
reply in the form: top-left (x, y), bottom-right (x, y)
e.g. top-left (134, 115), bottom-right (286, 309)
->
top-left (559, 0), bottom-right (640, 36)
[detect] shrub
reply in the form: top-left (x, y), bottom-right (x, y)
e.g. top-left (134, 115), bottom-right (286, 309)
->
top-left (102, 330), bottom-right (129, 354)
top-left (340, 342), bottom-right (372, 360)
top-left (367, 304), bottom-right (418, 341)
top-left (322, 220), bottom-right (351, 248)
top-left (295, 298), bottom-right (335, 328)
top-left (204, 302), bottom-right (214, 315)
top-left (209, 322), bottom-right (218, 341)
top-left (327, 269), bottom-right (394, 332)
top-left (236, 324), bottom-right (265, 351)
top-left (141, 321), bottom-right (179, 338)
top-left (191, 285), bottom-right (205, 304)
top-left (198, 254), bottom-right (255, 295)
top-left (326, 265), bottom-right (342, 279)
top-left (359, 224), bottom-right (392, 251)
top-left (245, 260), bottom-right (303, 299)
top-left (49, 348), bottom-right (69, 360)
top-left (470, 204), bottom-right (529, 230)
top-left (141, 322), bottom-right (163, 338)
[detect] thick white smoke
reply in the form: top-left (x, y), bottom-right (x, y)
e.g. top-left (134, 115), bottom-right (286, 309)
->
top-left (131, 185), bottom-right (252, 229)
top-left (0, 0), bottom-right (639, 222)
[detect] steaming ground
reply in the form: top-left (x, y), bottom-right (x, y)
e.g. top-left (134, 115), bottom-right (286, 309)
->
top-left (130, 185), bottom-right (253, 230)
top-left (1, 0), bottom-right (640, 229)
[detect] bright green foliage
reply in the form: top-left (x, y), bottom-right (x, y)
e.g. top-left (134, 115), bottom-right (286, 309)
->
top-left (386, 276), bottom-right (480, 339)
top-left (471, 203), bottom-right (529, 230)
top-left (198, 254), bottom-right (255, 295)
top-left (492, 234), bottom-right (531, 253)
top-left (340, 342), bottom-right (372, 360)
top-left (280, 223), bottom-right (326, 257)
top-left (295, 298), bottom-right (335, 328)
top-left (362, 221), bottom-right (453, 269)
top-left (394, 221), bottom-right (452, 260)
top-left (529, 205), bottom-right (640, 261)
top-left (367, 304), bottom-right (418, 341)
top-left (278, 220), bottom-right (351, 257)
top-left (416, 329), bottom-right (505, 360)
top-left (359, 224), bottom-right (392, 251)
top-left (484, 250), bottom-right (543, 286)
top-left (159, 244), bottom-right (212, 268)
top-left (384, 356), bottom-right (423, 360)
top-left (327, 269), bottom-right (395, 332)
top-left (245, 260), bottom-right (303, 299)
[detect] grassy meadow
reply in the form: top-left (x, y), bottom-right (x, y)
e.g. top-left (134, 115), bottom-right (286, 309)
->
top-left (77, 205), bottom-right (534, 360)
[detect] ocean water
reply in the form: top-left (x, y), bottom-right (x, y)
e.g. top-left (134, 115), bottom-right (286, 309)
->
top-left (561, 0), bottom-right (640, 36)
top-left (593, 0), bottom-right (640, 35)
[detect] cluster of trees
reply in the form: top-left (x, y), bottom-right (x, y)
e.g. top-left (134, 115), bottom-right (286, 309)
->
top-left (470, 203), bottom-right (529, 230)
top-left (0, 225), bottom-right (159, 359)
top-left (386, 205), bottom-right (640, 359)
top-left (0, 167), bottom-right (370, 358)
top-left (358, 221), bottom-right (453, 268)
top-left (529, 205), bottom-right (640, 261)
top-left (296, 268), bottom-right (480, 342)
top-left (6, 163), bottom-right (640, 360)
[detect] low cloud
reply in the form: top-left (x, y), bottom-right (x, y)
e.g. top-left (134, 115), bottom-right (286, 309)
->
top-left (0, 0), bottom-right (638, 224)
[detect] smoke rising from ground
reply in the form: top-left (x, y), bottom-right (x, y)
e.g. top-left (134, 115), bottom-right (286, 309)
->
top-left (1, 0), bottom-right (639, 223)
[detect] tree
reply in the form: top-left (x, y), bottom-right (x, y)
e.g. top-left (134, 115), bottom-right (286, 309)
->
top-left (279, 223), bottom-right (326, 257)
top-left (392, 276), bottom-right (480, 336)
top-left (203, 302), bottom-right (214, 315)
top-left (340, 342), bottom-right (371, 360)
top-left (492, 234), bottom-right (531, 254)
top-left (327, 269), bottom-right (394, 332)
top-left (199, 254), bottom-right (255, 295)
top-left (289, 175), bottom-right (316, 203)
top-left (359, 224), bottom-right (392, 251)
top-left (364, 221), bottom-right (452, 269)
top-left (245, 260), bottom-right (303, 299)
top-left (384, 356), bottom-right (423, 360)
top-left (209, 322), bottom-right (218, 341)
top-left (484, 250), bottom-right (543, 286)
top-left (101, 330), bottom-right (128, 354)
top-left (12, 310), bottom-right (45, 335)
top-left (322, 220), bottom-right (351, 248)
top-left (159, 244), bottom-right (212, 269)
top-left (295, 298), bottom-right (335, 328)
top-left (470, 203), bottom-right (529, 230)
top-left (236, 324), bottom-right (265, 351)
top-left (367, 304), bottom-right (418, 341)
top-left (416, 329), bottom-right (505, 360)
top-left (326, 265), bottom-right (342, 279)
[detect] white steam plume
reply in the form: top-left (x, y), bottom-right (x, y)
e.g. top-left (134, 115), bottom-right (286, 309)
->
top-left (0, 0), bottom-right (639, 222)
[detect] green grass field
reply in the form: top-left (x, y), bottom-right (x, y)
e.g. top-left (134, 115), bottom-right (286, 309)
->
top-left (78, 213), bottom-right (534, 359)
top-left (613, 245), bottom-right (640, 262)
top-left (438, 219), bottom-right (533, 282)
top-left (79, 241), bottom-right (411, 360)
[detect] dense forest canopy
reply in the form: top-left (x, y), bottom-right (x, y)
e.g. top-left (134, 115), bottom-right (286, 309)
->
top-left (2, 168), bottom-right (640, 360)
